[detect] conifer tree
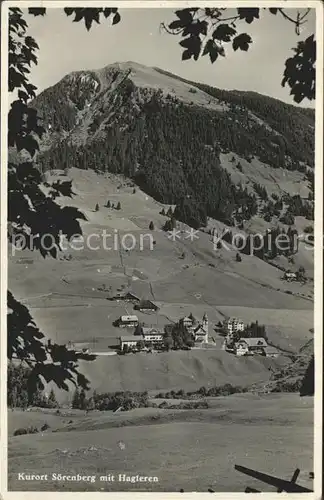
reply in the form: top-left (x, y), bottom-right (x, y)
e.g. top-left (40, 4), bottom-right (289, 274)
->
top-left (48, 388), bottom-right (58, 408)
top-left (72, 388), bottom-right (81, 409)
top-left (236, 252), bottom-right (242, 262)
top-left (79, 388), bottom-right (86, 410)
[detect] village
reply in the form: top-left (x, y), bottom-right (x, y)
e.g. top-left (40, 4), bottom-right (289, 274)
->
top-left (72, 290), bottom-right (279, 359)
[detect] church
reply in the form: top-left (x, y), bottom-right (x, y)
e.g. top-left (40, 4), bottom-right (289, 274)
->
top-left (180, 313), bottom-right (209, 344)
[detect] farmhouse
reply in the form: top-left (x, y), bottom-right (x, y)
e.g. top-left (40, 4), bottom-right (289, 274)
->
top-left (133, 325), bottom-right (164, 345)
top-left (134, 299), bottom-right (159, 312)
top-left (114, 315), bottom-right (139, 328)
top-left (283, 271), bottom-right (297, 281)
top-left (108, 292), bottom-right (140, 303)
top-left (142, 327), bottom-right (164, 345)
top-left (262, 345), bottom-right (280, 358)
top-left (224, 317), bottom-right (245, 335)
top-left (119, 336), bottom-right (139, 350)
top-left (235, 337), bottom-right (268, 356)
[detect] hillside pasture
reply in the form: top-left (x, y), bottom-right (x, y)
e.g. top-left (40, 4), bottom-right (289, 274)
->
top-left (8, 393), bottom-right (313, 492)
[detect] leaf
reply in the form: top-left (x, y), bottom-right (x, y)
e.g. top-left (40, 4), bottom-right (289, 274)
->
top-left (112, 12), bottom-right (121, 25)
top-left (269, 8), bottom-right (278, 15)
top-left (237, 8), bottom-right (260, 23)
top-left (28, 8), bottom-right (46, 16)
top-left (169, 20), bottom-right (183, 30)
top-left (18, 90), bottom-right (29, 102)
top-left (209, 46), bottom-right (219, 64)
top-left (84, 13), bottom-right (94, 31)
top-left (51, 180), bottom-right (74, 198)
top-left (232, 33), bottom-right (253, 51)
top-left (212, 24), bottom-right (236, 42)
top-left (179, 37), bottom-right (192, 49)
top-left (202, 39), bottom-right (214, 56)
top-left (73, 9), bottom-right (85, 23)
top-left (182, 49), bottom-right (191, 61)
top-left (174, 8), bottom-right (195, 27)
top-left (103, 8), bottom-right (112, 18)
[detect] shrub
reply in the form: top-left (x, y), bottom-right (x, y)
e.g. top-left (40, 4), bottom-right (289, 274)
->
top-left (14, 426), bottom-right (39, 436)
top-left (235, 252), bottom-right (242, 262)
top-left (95, 203), bottom-right (99, 211)
top-left (13, 428), bottom-right (28, 436)
top-left (41, 423), bottom-right (50, 431)
top-left (280, 212), bottom-right (295, 225)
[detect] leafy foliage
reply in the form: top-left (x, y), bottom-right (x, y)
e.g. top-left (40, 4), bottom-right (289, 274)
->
top-left (164, 7), bottom-right (315, 104)
top-left (8, 8), bottom-right (102, 391)
top-left (169, 321), bottom-right (195, 349)
top-left (282, 35), bottom-right (316, 103)
top-left (64, 8), bottom-right (121, 30)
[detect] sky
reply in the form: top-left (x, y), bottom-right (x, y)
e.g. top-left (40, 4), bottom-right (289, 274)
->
top-left (21, 7), bottom-right (316, 107)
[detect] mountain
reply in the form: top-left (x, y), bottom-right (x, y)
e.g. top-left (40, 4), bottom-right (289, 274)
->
top-left (32, 61), bottom-right (314, 230)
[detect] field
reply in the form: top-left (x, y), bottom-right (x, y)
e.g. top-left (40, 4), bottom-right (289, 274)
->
top-left (8, 393), bottom-right (313, 492)
top-left (8, 168), bottom-right (314, 401)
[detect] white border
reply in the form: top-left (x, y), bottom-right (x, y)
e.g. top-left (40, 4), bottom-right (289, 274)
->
top-left (1, 1), bottom-right (323, 499)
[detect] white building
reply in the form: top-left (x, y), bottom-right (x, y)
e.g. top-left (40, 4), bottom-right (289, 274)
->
top-left (224, 317), bottom-right (245, 335)
top-left (119, 336), bottom-right (139, 350)
top-left (142, 328), bottom-right (164, 345)
top-left (284, 271), bottom-right (297, 281)
top-left (116, 315), bottom-right (139, 328)
top-left (235, 337), bottom-right (268, 356)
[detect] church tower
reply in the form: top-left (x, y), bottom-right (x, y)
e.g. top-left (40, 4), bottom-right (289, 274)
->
top-left (202, 313), bottom-right (208, 343)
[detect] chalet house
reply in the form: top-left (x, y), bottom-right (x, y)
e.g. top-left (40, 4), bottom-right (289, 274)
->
top-left (180, 313), bottom-right (208, 343)
top-left (123, 292), bottom-right (140, 303)
top-left (114, 315), bottom-right (139, 328)
top-left (224, 317), bottom-right (245, 335)
top-left (108, 292), bottom-right (140, 303)
top-left (142, 327), bottom-right (164, 345)
top-left (134, 325), bottom-right (164, 344)
top-left (119, 335), bottom-right (139, 350)
top-left (235, 337), bottom-right (268, 356)
top-left (134, 299), bottom-right (159, 312)
top-left (283, 271), bottom-right (297, 282)
top-left (261, 346), bottom-right (279, 358)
